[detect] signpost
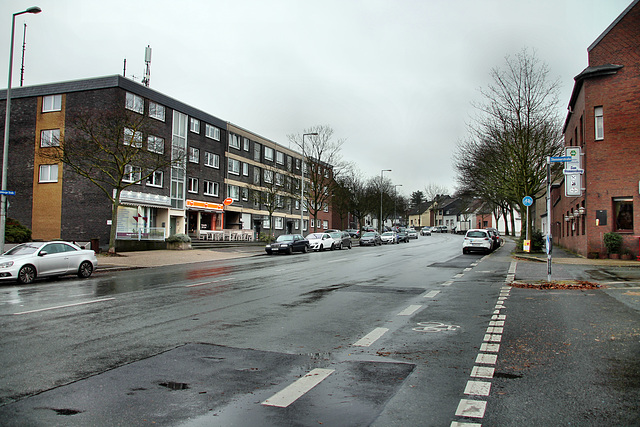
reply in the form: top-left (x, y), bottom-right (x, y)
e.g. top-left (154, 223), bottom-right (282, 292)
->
top-left (522, 196), bottom-right (533, 252)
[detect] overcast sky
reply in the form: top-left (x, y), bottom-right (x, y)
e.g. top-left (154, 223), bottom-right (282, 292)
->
top-left (1, 0), bottom-right (632, 198)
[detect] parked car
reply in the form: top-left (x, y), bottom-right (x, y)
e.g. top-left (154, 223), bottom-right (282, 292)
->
top-left (0, 241), bottom-right (98, 284)
top-left (486, 228), bottom-right (502, 249)
top-left (420, 227), bottom-right (432, 236)
top-left (462, 229), bottom-right (493, 254)
top-left (380, 231), bottom-right (399, 244)
top-left (406, 228), bottom-right (418, 239)
top-left (328, 231), bottom-right (352, 249)
top-left (362, 226), bottom-right (377, 233)
top-left (306, 233), bottom-right (336, 251)
top-left (345, 229), bottom-right (360, 239)
top-left (396, 231), bottom-right (410, 243)
top-left (265, 234), bottom-right (309, 255)
top-left (432, 226), bottom-right (448, 233)
top-left (359, 231), bottom-right (382, 246)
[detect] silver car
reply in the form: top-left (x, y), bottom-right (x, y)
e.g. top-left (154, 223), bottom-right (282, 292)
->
top-left (0, 241), bottom-right (98, 284)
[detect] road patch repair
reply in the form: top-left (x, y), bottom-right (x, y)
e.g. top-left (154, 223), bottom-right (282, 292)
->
top-left (0, 343), bottom-right (415, 426)
top-left (510, 280), bottom-right (604, 290)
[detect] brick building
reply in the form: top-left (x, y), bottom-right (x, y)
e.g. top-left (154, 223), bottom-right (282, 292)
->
top-left (554, 0), bottom-right (640, 257)
top-left (0, 75), bottom-right (331, 250)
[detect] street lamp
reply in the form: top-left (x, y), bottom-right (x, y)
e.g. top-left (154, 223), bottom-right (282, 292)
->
top-left (1, 6), bottom-right (41, 253)
top-left (300, 132), bottom-right (317, 233)
top-left (393, 184), bottom-right (402, 226)
top-left (380, 169), bottom-right (391, 232)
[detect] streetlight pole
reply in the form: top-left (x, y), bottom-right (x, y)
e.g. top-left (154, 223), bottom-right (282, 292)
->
top-left (393, 184), bottom-right (402, 226)
top-left (300, 132), bottom-right (317, 234)
top-left (380, 169), bottom-right (391, 232)
top-left (1, 6), bottom-right (41, 254)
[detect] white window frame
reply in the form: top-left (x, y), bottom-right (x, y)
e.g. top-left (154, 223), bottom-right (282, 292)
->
top-left (263, 169), bottom-right (273, 184)
top-left (594, 106), bottom-right (604, 140)
top-left (264, 146), bottom-right (274, 161)
top-left (188, 147), bottom-right (200, 163)
top-left (276, 151), bottom-right (285, 164)
top-left (228, 184), bottom-right (240, 201)
top-left (42, 94), bottom-right (62, 112)
top-left (242, 187), bottom-right (249, 201)
top-left (188, 177), bottom-right (198, 193)
top-left (39, 164), bottom-right (58, 183)
top-left (205, 124), bottom-right (220, 141)
top-left (204, 151), bottom-right (219, 168)
top-left (204, 180), bottom-right (219, 197)
top-left (229, 134), bottom-right (241, 150)
top-left (125, 92), bottom-right (144, 114)
top-left (123, 165), bottom-right (142, 183)
top-left (149, 102), bottom-right (165, 121)
top-left (242, 162), bottom-right (249, 176)
top-left (228, 158), bottom-right (240, 175)
top-left (124, 128), bottom-right (143, 148)
top-left (40, 129), bottom-right (60, 147)
top-left (147, 135), bottom-right (164, 154)
top-left (146, 170), bottom-right (163, 187)
top-left (190, 117), bottom-right (200, 134)
top-left (243, 138), bottom-right (250, 151)
top-left (323, 220), bottom-right (328, 229)
top-left (275, 217), bottom-right (284, 230)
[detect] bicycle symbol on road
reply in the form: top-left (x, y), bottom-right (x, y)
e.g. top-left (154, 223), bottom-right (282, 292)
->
top-left (413, 321), bottom-right (460, 332)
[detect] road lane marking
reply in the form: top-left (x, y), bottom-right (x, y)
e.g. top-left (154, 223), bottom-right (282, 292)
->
top-left (455, 399), bottom-right (487, 418)
top-left (483, 334), bottom-right (502, 343)
top-left (353, 327), bottom-right (389, 346)
top-left (451, 422), bottom-right (482, 427)
top-left (491, 314), bottom-right (506, 321)
top-left (475, 353), bottom-right (498, 364)
top-left (454, 273), bottom-right (464, 278)
top-left (489, 320), bottom-right (505, 326)
top-left (480, 343), bottom-right (500, 353)
top-left (464, 267), bottom-right (472, 272)
top-left (471, 366), bottom-right (495, 379)
top-left (423, 290), bottom-right (440, 298)
top-left (397, 305), bottom-right (422, 316)
top-left (186, 278), bottom-right (235, 287)
top-left (326, 258), bottom-right (350, 263)
top-left (442, 280), bottom-right (454, 286)
top-left (464, 380), bottom-right (492, 396)
top-left (262, 368), bottom-right (334, 408)
top-left (12, 298), bottom-right (116, 315)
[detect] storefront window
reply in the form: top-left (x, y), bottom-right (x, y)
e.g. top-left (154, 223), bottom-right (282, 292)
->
top-left (613, 198), bottom-right (633, 231)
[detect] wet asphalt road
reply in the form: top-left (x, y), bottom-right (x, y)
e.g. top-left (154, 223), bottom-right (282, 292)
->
top-left (0, 234), bottom-right (638, 426)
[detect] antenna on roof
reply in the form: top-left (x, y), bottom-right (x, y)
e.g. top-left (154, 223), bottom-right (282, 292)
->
top-left (123, 58), bottom-right (126, 77)
top-left (142, 45), bottom-right (151, 87)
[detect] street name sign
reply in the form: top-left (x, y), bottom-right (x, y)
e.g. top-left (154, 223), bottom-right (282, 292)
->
top-left (550, 156), bottom-right (571, 162)
top-left (0, 190), bottom-right (15, 196)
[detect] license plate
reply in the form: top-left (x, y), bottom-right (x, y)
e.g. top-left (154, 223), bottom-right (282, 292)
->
top-left (272, 248), bottom-right (279, 251)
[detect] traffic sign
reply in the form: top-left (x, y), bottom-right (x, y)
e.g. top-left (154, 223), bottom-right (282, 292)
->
top-left (522, 196), bottom-right (533, 207)
top-left (564, 147), bottom-right (581, 172)
top-left (550, 156), bottom-right (571, 162)
top-left (223, 198), bottom-right (233, 206)
top-left (0, 190), bottom-right (15, 196)
top-left (563, 168), bottom-right (584, 174)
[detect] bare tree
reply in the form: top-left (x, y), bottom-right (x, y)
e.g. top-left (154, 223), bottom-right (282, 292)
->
top-left (39, 109), bottom-right (182, 254)
top-left (423, 183), bottom-right (449, 202)
top-left (288, 125), bottom-right (345, 232)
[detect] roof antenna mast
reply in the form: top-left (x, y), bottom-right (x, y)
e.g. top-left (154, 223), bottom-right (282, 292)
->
top-left (142, 45), bottom-right (151, 87)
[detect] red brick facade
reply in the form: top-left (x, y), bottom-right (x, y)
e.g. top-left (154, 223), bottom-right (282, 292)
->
top-left (555, 1), bottom-right (640, 257)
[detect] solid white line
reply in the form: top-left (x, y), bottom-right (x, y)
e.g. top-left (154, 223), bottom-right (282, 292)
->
top-left (353, 327), bottom-right (389, 347)
top-left (262, 368), bottom-right (334, 407)
top-left (423, 290), bottom-right (440, 298)
top-left (397, 305), bottom-right (422, 316)
top-left (455, 399), bottom-right (487, 418)
top-left (13, 298), bottom-right (116, 315)
top-left (185, 278), bottom-right (234, 287)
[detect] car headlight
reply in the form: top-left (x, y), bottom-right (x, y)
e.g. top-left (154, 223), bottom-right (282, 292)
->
top-left (266, 244), bottom-right (271, 248)
top-left (0, 261), bottom-right (14, 268)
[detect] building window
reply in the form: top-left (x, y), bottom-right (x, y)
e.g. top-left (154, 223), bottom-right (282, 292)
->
top-left (323, 220), bottom-right (328, 229)
top-left (146, 170), bottom-right (163, 187)
top-left (124, 128), bottom-right (143, 148)
top-left (39, 164), bottom-right (58, 183)
top-left (147, 135), bottom-right (164, 154)
top-left (228, 184), bottom-right (239, 201)
top-left (190, 118), bottom-right (200, 134)
top-left (254, 142), bottom-right (261, 161)
top-left (243, 138), bottom-right (250, 151)
top-left (204, 152), bottom-right (219, 168)
top-left (229, 134), bottom-right (241, 150)
top-left (188, 147), bottom-right (200, 163)
top-left (614, 198), bottom-right (633, 231)
top-left (253, 166), bottom-right (261, 185)
top-left (242, 162), bottom-right (249, 176)
top-left (42, 94), bottom-right (62, 112)
top-left (40, 129), bottom-right (60, 147)
top-left (594, 106), bottom-right (604, 140)
top-left (296, 158), bottom-right (301, 170)
top-left (276, 151), bottom-right (285, 164)
top-left (323, 203), bottom-right (329, 213)
top-left (204, 180), bottom-right (219, 196)
top-left (125, 92), bottom-right (144, 114)
top-left (263, 169), bottom-right (273, 184)
top-left (242, 187), bottom-right (249, 201)
top-left (149, 102), bottom-right (165, 121)
top-left (123, 165), bottom-right (141, 183)
top-left (264, 146), bottom-right (274, 161)
top-left (205, 124), bottom-right (220, 141)
top-left (228, 158), bottom-right (240, 175)
top-left (275, 217), bottom-right (284, 230)
top-left (188, 177), bottom-right (198, 193)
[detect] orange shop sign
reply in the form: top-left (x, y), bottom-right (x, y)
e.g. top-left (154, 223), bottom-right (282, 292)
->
top-left (185, 200), bottom-right (224, 211)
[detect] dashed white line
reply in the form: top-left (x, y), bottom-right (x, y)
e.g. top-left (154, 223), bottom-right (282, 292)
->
top-left (423, 290), bottom-right (440, 298)
top-left (480, 343), bottom-right (500, 353)
top-left (12, 298), bottom-right (116, 315)
top-left (483, 334), bottom-right (502, 343)
top-left (471, 366), bottom-right (495, 379)
top-left (397, 305), bottom-right (422, 316)
top-left (451, 421), bottom-right (482, 427)
top-left (455, 399), bottom-right (487, 418)
top-left (326, 258), bottom-right (350, 263)
top-left (353, 327), bottom-right (389, 347)
top-left (262, 368), bottom-right (334, 407)
top-left (185, 277), bottom-right (235, 288)
top-left (475, 353), bottom-right (498, 365)
top-left (464, 380), bottom-right (492, 396)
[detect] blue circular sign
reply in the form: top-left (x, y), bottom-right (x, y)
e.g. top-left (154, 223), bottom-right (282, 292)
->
top-left (522, 196), bottom-right (533, 207)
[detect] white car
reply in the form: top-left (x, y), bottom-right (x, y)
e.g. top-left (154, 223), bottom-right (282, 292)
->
top-left (462, 229), bottom-right (493, 254)
top-left (0, 241), bottom-right (98, 284)
top-left (380, 231), bottom-right (398, 244)
top-left (406, 228), bottom-right (418, 239)
top-left (305, 233), bottom-right (336, 251)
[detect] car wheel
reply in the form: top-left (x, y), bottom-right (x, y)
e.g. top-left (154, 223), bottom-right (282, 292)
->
top-left (286, 247), bottom-right (293, 255)
top-left (463, 248), bottom-right (468, 254)
top-left (348, 242), bottom-right (352, 249)
top-left (77, 261), bottom-right (94, 278)
top-left (18, 264), bottom-right (37, 284)
top-left (330, 243), bottom-right (335, 251)
top-left (302, 245), bottom-right (308, 253)
top-left (320, 244), bottom-right (324, 251)
top-left (266, 250), bottom-right (273, 255)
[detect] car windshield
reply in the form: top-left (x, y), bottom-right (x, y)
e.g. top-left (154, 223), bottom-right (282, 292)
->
top-left (4, 243), bottom-right (40, 255)
top-left (329, 232), bottom-right (341, 238)
top-left (306, 233), bottom-right (323, 239)
top-left (382, 232), bottom-right (394, 236)
top-left (276, 235), bottom-right (294, 242)
top-left (467, 231), bottom-right (487, 238)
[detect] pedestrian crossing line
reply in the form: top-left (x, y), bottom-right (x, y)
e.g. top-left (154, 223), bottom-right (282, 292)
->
top-left (397, 305), bottom-right (422, 316)
top-left (262, 368), bottom-right (335, 408)
top-left (353, 327), bottom-right (389, 347)
top-left (423, 290), bottom-right (440, 298)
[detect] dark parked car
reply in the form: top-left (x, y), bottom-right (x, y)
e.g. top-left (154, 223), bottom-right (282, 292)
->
top-left (265, 234), bottom-right (309, 255)
top-left (397, 231), bottom-right (410, 243)
top-left (345, 229), bottom-right (360, 239)
top-left (328, 231), bottom-right (352, 249)
top-left (486, 228), bottom-right (502, 249)
top-left (359, 231), bottom-right (382, 246)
